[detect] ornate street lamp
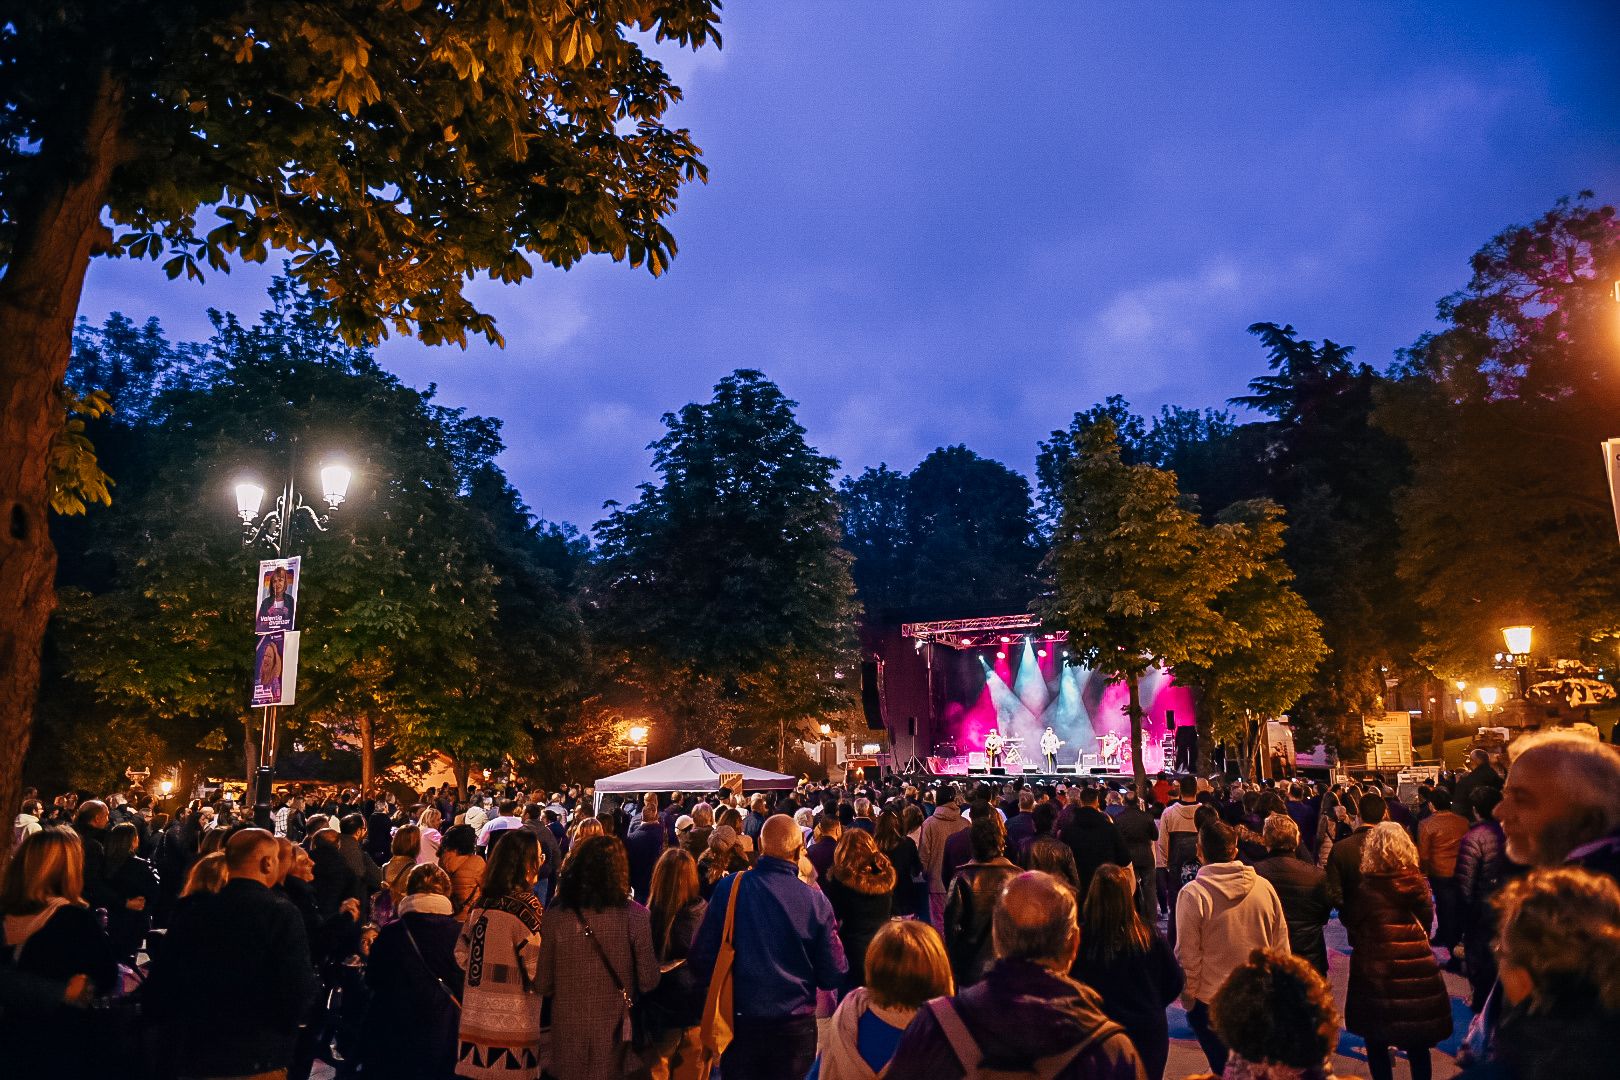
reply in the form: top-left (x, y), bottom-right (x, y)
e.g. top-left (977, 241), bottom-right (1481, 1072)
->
top-left (1501, 625), bottom-right (1534, 700)
top-left (1478, 685), bottom-right (1500, 712)
top-left (235, 443), bottom-right (354, 826)
top-left (626, 723), bottom-right (650, 768)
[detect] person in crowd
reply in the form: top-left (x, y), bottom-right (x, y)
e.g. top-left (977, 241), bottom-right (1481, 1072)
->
top-left (14, 797), bottom-right (44, 844)
top-left (475, 799), bottom-right (524, 851)
top-left (180, 848), bottom-right (230, 898)
top-left (1344, 821), bottom-right (1452, 1080)
top-left (521, 801), bottom-right (562, 904)
top-left (850, 797), bottom-right (876, 833)
top-left (1202, 949), bottom-right (1341, 1080)
top-left (1111, 786), bottom-right (1159, 923)
top-left (1059, 784), bottom-right (1132, 903)
top-left (822, 827), bottom-right (896, 991)
top-left (875, 804), bottom-right (927, 920)
top-left (1456, 786), bottom-right (1507, 1010)
top-left (660, 792), bottom-right (688, 843)
top-left (572, 815), bottom-right (606, 846)
top-left (1418, 787), bottom-right (1470, 955)
top-left (886, 870), bottom-right (1143, 1079)
top-left (1496, 730), bottom-right (1620, 880)
top-left (146, 829), bottom-right (318, 1080)
top-left (0, 828), bottom-right (119, 1076)
top-left (684, 802), bottom-right (714, 857)
top-left (72, 799), bottom-right (114, 910)
top-left (361, 864), bottom-right (465, 1080)
top-left (696, 823), bottom-right (750, 900)
top-left (1458, 867), bottom-right (1620, 1080)
top-left (101, 819), bottom-right (160, 963)
top-left (1253, 812), bottom-right (1331, 975)
top-left (943, 809), bottom-right (1022, 988)
top-left (1325, 790), bottom-right (1386, 929)
top-left (1005, 789), bottom-right (1037, 853)
top-left (1175, 818), bottom-right (1290, 1074)
top-left (918, 783), bottom-right (969, 929)
top-left (1455, 749), bottom-right (1504, 822)
top-left (338, 812), bottom-right (385, 904)
top-left (644, 848), bottom-right (708, 1080)
top-left (538, 834), bottom-right (660, 1080)
top-left (417, 806), bottom-right (445, 864)
top-left (438, 823), bottom-right (486, 919)
top-left (1156, 776), bottom-right (1203, 945)
top-left (806, 813), bottom-right (842, 885)
top-left (618, 794), bottom-right (665, 906)
top-left (811, 919), bottom-right (955, 1080)
top-left (454, 828), bottom-right (545, 1080)
top-left (687, 814), bottom-right (847, 1080)
top-left (366, 800), bottom-right (396, 866)
top-left (383, 822), bottom-right (423, 909)
top-left (1073, 864), bottom-right (1183, 1080)
top-left (1027, 834), bottom-right (1083, 896)
top-left (743, 794), bottom-right (771, 843)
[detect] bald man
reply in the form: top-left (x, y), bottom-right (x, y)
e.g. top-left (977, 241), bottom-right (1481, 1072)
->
top-left (145, 827), bottom-right (318, 1079)
top-left (688, 814), bottom-right (846, 1080)
top-left (887, 872), bottom-right (1145, 1080)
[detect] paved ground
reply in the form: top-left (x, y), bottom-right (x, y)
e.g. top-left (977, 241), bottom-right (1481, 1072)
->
top-left (1163, 919), bottom-right (1470, 1079)
top-left (317, 918), bottom-right (1474, 1079)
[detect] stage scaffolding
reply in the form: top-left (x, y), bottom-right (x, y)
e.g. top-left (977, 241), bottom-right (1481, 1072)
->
top-left (900, 614), bottom-right (1065, 649)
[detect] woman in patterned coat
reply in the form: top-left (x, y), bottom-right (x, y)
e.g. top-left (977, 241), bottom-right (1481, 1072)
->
top-left (538, 834), bottom-right (660, 1080)
top-left (454, 830), bottom-right (545, 1080)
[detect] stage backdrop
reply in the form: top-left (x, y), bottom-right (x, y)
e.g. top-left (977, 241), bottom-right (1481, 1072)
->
top-left (862, 621), bottom-right (1196, 772)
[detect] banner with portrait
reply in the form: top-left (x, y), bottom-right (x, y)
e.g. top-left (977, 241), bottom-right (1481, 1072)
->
top-left (254, 556), bottom-right (301, 635)
top-left (252, 630), bottom-right (300, 707)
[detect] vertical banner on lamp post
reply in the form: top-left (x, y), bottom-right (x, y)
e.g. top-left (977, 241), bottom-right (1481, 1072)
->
top-left (253, 630), bottom-right (300, 707)
top-left (1602, 440), bottom-right (1620, 545)
top-left (254, 556), bottom-right (301, 634)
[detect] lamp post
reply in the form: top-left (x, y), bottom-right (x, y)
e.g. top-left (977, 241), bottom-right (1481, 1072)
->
top-left (1501, 625), bottom-right (1533, 700)
top-left (1478, 685), bottom-right (1500, 713)
top-left (235, 442), bottom-right (353, 827)
top-left (626, 724), bottom-right (649, 768)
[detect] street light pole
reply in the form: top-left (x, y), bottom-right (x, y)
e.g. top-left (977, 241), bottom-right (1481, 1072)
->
top-left (235, 439), bottom-right (351, 827)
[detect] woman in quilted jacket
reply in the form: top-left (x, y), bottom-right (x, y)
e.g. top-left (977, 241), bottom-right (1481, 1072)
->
top-left (1344, 822), bottom-right (1453, 1080)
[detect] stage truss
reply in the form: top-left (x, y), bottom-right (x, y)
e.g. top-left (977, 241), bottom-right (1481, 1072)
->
top-left (901, 614), bottom-right (1066, 650)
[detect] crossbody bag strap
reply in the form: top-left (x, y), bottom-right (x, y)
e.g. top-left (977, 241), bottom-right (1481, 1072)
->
top-left (926, 997), bottom-right (982, 1070)
top-left (721, 870), bottom-right (746, 945)
top-left (578, 910), bottom-right (633, 1012)
top-left (401, 919), bottom-right (462, 1010)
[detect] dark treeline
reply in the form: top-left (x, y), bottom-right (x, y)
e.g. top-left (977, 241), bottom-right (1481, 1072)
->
top-left (32, 195), bottom-right (1620, 794)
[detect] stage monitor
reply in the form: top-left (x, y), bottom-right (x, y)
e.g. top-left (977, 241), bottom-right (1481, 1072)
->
top-left (989, 767), bottom-right (1006, 775)
top-left (1057, 766), bottom-right (1077, 774)
top-left (1023, 766), bottom-right (1039, 774)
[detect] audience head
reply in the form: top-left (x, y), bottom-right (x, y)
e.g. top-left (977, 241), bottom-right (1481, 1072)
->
top-left (481, 828), bottom-right (540, 896)
top-left (1360, 820), bottom-right (1419, 875)
top-left (181, 850), bottom-right (230, 897)
top-left (969, 810), bottom-right (1007, 862)
top-left (1211, 949), bottom-right (1340, 1072)
top-left (865, 920), bottom-right (954, 1011)
top-left (391, 824), bottom-right (421, 859)
top-left (1026, 837), bottom-right (1081, 895)
top-left (1262, 812), bottom-right (1301, 855)
top-left (1198, 819), bottom-right (1237, 865)
top-left (439, 823), bottom-right (478, 856)
top-left (1080, 864), bottom-right (1150, 965)
top-left (992, 871), bottom-right (1080, 972)
top-left (1357, 792), bottom-right (1387, 826)
top-left (1428, 788), bottom-right (1453, 812)
top-left (555, 835), bottom-right (630, 911)
top-left (1501, 732), bottom-right (1620, 866)
top-left (760, 814), bottom-right (804, 861)
top-left (0, 828), bottom-right (84, 912)
top-left (1492, 866), bottom-right (1620, 1012)
top-left (830, 828), bottom-right (896, 893)
top-left (405, 863), bottom-right (453, 897)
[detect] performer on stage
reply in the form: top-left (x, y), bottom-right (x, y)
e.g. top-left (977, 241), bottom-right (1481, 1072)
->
top-left (983, 728), bottom-right (1005, 770)
top-left (1171, 714), bottom-right (1199, 773)
top-left (1040, 726), bottom-right (1062, 771)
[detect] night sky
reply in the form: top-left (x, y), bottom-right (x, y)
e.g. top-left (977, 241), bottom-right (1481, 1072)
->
top-left (79, 2), bottom-right (1620, 532)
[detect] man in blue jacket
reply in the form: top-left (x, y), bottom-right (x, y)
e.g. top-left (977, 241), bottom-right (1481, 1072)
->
top-left (688, 814), bottom-right (847, 1080)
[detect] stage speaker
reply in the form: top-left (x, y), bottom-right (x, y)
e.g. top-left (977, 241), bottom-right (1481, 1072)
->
top-left (989, 767), bottom-right (1006, 776)
top-left (1057, 766), bottom-right (1077, 774)
top-left (1089, 767), bottom-right (1110, 776)
top-left (907, 715), bottom-right (916, 737)
top-left (967, 766), bottom-right (987, 776)
top-left (1023, 766), bottom-right (1039, 774)
top-left (861, 660), bottom-right (886, 730)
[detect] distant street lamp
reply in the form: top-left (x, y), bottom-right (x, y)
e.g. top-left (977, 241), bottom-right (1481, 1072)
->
top-left (626, 723), bottom-right (650, 768)
top-left (235, 441), bottom-right (354, 826)
top-left (1502, 625), bottom-right (1534, 700)
top-left (1478, 685), bottom-right (1500, 711)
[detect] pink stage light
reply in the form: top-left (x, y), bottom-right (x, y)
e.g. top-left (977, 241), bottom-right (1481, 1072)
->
top-left (1038, 649), bottom-right (1048, 658)
top-left (960, 637), bottom-right (971, 645)
top-left (996, 650), bottom-right (1006, 660)
top-left (999, 636), bottom-right (1011, 643)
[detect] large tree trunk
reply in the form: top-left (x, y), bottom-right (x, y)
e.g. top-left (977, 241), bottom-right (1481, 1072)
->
top-left (1126, 675), bottom-right (1148, 793)
top-left (452, 759), bottom-right (470, 802)
top-left (360, 713), bottom-right (375, 791)
top-left (0, 72), bottom-right (124, 873)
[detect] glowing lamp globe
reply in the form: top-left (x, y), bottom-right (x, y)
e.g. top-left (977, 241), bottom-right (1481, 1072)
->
top-left (1501, 625), bottom-right (1534, 656)
top-left (1463, 700), bottom-right (1479, 718)
top-left (1478, 686), bottom-right (1499, 708)
top-left (234, 481), bottom-right (265, 522)
top-left (321, 464), bottom-right (352, 508)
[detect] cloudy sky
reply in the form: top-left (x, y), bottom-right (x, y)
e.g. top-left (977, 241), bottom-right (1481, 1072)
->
top-left (80, 1), bottom-right (1620, 531)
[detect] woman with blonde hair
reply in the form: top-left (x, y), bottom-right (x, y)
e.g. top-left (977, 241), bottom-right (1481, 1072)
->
top-left (1344, 821), bottom-right (1451, 1080)
top-left (642, 848), bottom-right (708, 1079)
top-left (383, 823), bottom-right (422, 907)
top-left (416, 806), bottom-right (445, 864)
top-left (811, 919), bottom-right (954, 1079)
top-left (1475, 866), bottom-right (1620, 1080)
top-left (0, 829), bottom-right (118, 1075)
top-left (181, 849), bottom-right (230, 898)
top-left (822, 829), bottom-right (896, 991)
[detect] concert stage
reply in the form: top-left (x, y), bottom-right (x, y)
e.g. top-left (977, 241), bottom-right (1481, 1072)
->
top-left (863, 613), bottom-right (1198, 776)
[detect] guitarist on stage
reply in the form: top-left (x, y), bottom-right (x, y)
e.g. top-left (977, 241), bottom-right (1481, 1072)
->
top-left (983, 728), bottom-right (1005, 770)
top-left (1040, 726), bottom-right (1063, 771)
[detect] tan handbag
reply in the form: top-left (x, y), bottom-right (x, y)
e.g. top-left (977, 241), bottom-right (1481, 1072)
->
top-left (695, 870), bottom-right (746, 1080)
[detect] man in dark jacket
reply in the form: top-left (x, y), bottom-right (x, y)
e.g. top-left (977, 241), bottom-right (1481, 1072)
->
top-left (1454, 749), bottom-right (1505, 822)
top-left (337, 813), bottom-right (384, 897)
top-left (145, 829), bottom-right (318, 1079)
top-left (625, 793), bottom-right (668, 902)
top-left (1253, 812), bottom-right (1330, 974)
top-left (886, 871), bottom-right (1143, 1080)
top-left (1325, 791), bottom-right (1385, 929)
top-left (1112, 787), bottom-right (1159, 922)
top-left (1059, 786), bottom-right (1131, 901)
top-left (1005, 789), bottom-right (1037, 857)
top-left (522, 801), bottom-right (563, 903)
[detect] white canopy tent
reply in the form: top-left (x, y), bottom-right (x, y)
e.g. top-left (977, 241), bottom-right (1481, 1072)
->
top-left (593, 747), bottom-right (796, 812)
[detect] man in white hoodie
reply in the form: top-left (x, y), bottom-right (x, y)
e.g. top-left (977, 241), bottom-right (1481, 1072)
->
top-left (1175, 818), bottom-right (1289, 1074)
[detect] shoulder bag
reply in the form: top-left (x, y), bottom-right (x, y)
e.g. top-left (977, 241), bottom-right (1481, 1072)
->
top-left (695, 870), bottom-right (746, 1080)
top-left (578, 909), bottom-right (649, 1051)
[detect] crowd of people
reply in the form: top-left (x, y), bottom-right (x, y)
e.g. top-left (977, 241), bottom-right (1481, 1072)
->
top-left (3, 728), bottom-right (1619, 1079)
